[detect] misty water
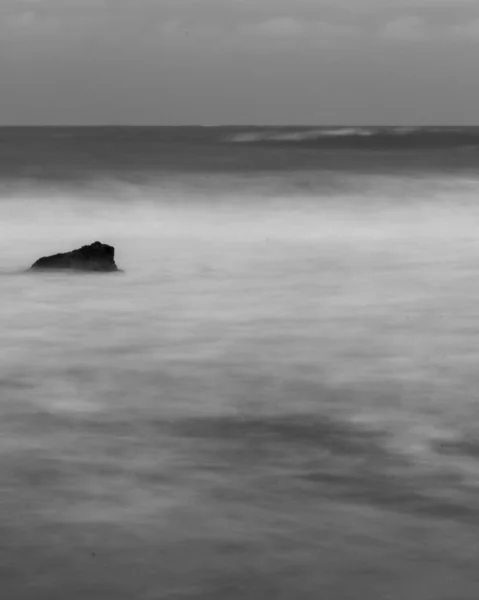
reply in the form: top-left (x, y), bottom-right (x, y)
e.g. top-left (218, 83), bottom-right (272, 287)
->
top-left (1, 129), bottom-right (479, 599)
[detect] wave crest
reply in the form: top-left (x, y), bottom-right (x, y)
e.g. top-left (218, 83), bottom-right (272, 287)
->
top-left (224, 127), bottom-right (479, 149)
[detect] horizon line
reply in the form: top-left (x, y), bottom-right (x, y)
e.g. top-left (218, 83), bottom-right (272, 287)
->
top-left (0, 124), bottom-right (478, 128)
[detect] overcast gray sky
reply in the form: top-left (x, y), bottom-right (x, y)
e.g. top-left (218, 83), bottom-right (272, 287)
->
top-left (1, 0), bottom-right (479, 125)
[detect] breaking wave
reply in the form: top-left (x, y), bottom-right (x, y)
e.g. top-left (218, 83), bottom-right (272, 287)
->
top-left (224, 126), bottom-right (479, 150)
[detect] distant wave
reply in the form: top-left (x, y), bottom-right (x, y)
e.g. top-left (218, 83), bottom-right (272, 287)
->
top-left (224, 127), bottom-right (479, 150)
top-left (228, 128), bottom-right (377, 143)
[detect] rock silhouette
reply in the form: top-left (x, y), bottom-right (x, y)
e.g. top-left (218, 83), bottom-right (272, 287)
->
top-left (30, 241), bottom-right (120, 272)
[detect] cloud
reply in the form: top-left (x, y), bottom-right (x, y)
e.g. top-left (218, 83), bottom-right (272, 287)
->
top-left (379, 15), bottom-right (479, 43)
top-left (1, 0), bottom-right (478, 42)
top-left (1, 0), bottom-right (479, 54)
top-left (0, 9), bottom-right (64, 43)
top-left (242, 17), bottom-right (305, 38)
top-left (5, 10), bottom-right (59, 30)
top-left (0, 1), bottom-right (98, 40)
top-left (239, 17), bottom-right (361, 49)
top-left (380, 16), bottom-right (430, 41)
top-left (450, 19), bottom-right (479, 41)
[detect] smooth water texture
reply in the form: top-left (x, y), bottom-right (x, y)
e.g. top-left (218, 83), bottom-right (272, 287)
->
top-left (1, 128), bottom-right (479, 599)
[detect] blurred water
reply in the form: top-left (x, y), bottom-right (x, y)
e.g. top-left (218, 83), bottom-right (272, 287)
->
top-left (2, 158), bottom-right (479, 597)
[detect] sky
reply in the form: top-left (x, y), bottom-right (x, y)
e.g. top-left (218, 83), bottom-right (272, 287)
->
top-left (1, 0), bottom-right (479, 125)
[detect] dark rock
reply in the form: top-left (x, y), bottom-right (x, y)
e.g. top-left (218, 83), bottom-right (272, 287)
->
top-left (30, 241), bottom-right (120, 272)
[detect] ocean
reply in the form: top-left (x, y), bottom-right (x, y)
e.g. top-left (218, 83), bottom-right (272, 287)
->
top-left (1, 126), bottom-right (479, 599)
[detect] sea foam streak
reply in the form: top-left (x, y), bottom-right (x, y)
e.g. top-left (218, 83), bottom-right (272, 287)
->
top-left (224, 126), bottom-right (479, 149)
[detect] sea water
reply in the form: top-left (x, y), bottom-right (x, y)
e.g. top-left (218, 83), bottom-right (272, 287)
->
top-left (1, 127), bottom-right (479, 599)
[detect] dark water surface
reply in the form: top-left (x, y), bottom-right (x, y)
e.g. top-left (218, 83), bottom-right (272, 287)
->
top-left (1, 127), bottom-right (479, 599)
